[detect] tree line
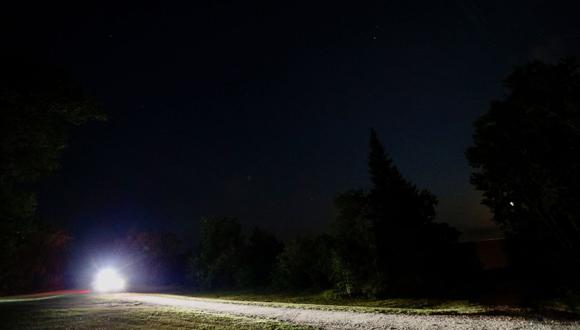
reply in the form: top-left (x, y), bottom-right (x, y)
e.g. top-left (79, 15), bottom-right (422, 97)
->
top-left (188, 129), bottom-right (464, 297)
top-left (2, 57), bottom-right (580, 298)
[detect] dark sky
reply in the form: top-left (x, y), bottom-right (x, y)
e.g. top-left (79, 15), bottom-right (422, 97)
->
top-left (5, 1), bottom-right (580, 243)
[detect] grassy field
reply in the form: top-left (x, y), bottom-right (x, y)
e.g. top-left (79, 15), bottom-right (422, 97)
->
top-left (0, 294), bottom-right (314, 329)
top-left (183, 290), bottom-right (488, 315)
top-left (2, 290), bottom-right (578, 329)
top-left (186, 290), bottom-right (580, 318)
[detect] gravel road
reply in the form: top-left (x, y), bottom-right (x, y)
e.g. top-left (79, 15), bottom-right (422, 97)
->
top-left (121, 293), bottom-right (580, 329)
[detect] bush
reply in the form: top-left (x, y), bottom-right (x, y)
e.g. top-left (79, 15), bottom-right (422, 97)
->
top-left (272, 235), bottom-right (334, 291)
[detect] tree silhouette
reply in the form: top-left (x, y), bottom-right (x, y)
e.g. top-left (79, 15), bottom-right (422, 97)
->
top-left (190, 217), bottom-right (244, 289)
top-left (272, 235), bottom-right (334, 290)
top-left (240, 227), bottom-right (283, 288)
top-left (467, 59), bottom-right (580, 257)
top-left (333, 129), bottom-right (458, 296)
top-left (0, 59), bottom-right (105, 293)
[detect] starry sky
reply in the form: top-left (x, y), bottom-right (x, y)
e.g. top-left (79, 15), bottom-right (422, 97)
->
top-left (4, 1), bottom-right (580, 243)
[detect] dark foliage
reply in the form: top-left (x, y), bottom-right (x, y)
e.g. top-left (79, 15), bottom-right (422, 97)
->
top-left (0, 223), bottom-right (71, 294)
top-left (189, 217), bottom-right (244, 289)
top-left (332, 129), bottom-right (459, 297)
top-left (238, 227), bottom-right (283, 288)
top-left (272, 235), bottom-right (334, 291)
top-left (0, 59), bottom-right (105, 294)
top-left (467, 59), bottom-right (580, 251)
top-left (189, 217), bottom-right (283, 290)
top-left (467, 58), bottom-right (580, 292)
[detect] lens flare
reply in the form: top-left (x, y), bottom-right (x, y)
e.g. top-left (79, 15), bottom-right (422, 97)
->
top-left (93, 268), bottom-right (126, 292)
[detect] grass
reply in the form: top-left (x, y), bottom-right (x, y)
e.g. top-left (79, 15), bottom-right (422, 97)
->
top-left (2, 290), bottom-right (578, 329)
top-left (180, 290), bottom-right (488, 315)
top-left (0, 294), bottom-right (315, 329)
top-left (537, 295), bottom-right (580, 317)
top-left (183, 290), bottom-right (580, 319)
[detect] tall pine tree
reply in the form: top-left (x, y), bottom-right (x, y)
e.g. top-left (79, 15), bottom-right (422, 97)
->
top-left (333, 129), bottom-right (458, 297)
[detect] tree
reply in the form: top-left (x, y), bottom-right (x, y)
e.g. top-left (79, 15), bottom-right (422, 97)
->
top-left (0, 59), bottom-right (105, 293)
top-left (238, 227), bottom-right (283, 288)
top-left (1, 224), bottom-right (71, 294)
top-left (333, 129), bottom-right (459, 296)
top-left (332, 189), bottom-right (376, 296)
top-left (466, 59), bottom-right (580, 257)
top-left (189, 218), bottom-right (285, 290)
top-left (272, 235), bottom-right (334, 290)
top-left (189, 217), bottom-right (244, 289)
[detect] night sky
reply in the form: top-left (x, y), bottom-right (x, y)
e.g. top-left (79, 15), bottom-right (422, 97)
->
top-left (4, 1), bottom-right (580, 244)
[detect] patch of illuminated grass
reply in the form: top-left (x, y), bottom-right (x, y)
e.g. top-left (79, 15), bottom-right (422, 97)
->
top-left (173, 290), bottom-right (488, 315)
top-left (184, 290), bottom-right (580, 318)
top-left (0, 295), bottom-right (315, 329)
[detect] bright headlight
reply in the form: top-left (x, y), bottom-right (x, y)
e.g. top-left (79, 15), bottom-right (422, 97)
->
top-left (93, 268), bottom-right (126, 292)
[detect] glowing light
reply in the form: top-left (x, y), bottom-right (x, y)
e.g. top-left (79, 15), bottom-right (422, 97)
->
top-left (93, 268), bottom-right (126, 292)
top-left (509, 201), bottom-right (515, 206)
